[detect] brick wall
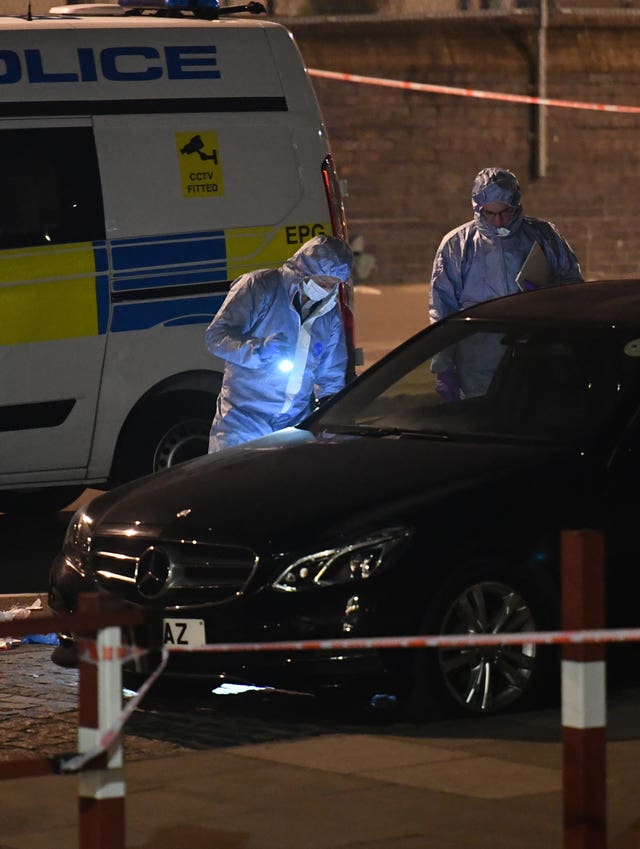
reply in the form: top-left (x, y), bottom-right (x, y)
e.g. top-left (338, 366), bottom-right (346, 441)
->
top-left (289, 13), bottom-right (640, 284)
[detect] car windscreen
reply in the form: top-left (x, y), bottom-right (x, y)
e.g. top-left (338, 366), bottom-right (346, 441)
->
top-left (311, 319), bottom-right (640, 446)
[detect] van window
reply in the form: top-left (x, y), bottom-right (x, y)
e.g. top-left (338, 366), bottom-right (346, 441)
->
top-left (0, 127), bottom-right (105, 249)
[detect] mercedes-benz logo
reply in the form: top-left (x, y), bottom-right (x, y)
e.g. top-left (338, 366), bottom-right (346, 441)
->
top-left (135, 546), bottom-right (171, 599)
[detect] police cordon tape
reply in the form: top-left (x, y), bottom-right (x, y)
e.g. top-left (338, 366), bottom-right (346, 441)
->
top-left (58, 628), bottom-right (640, 773)
top-left (62, 624), bottom-right (635, 772)
top-left (74, 625), bottom-right (640, 663)
top-left (165, 626), bottom-right (640, 652)
top-left (308, 67), bottom-right (640, 114)
top-left (58, 645), bottom-right (169, 775)
top-left (77, 641), bottom-right (148, 664)
top-left (63, 625), bottom-right (632, 773)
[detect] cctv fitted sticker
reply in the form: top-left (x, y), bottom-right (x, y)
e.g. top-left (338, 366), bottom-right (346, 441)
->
top-left (176, 131), bottom-right (224, 198)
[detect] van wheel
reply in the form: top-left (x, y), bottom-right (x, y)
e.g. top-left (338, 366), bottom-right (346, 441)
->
top-left (111, 392), bottom-right (214, 485)
top-left (153, 416), bottom-right (211, 471)
top-left (412, 562), bottom-right (559, 717)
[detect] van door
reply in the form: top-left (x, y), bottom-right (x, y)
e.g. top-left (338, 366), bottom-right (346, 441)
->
top-left (0, 121), bottom-right (108, 478)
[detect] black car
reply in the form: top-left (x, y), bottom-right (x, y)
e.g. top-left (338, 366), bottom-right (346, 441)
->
top-left (49, 280), bottom-right (640, 716)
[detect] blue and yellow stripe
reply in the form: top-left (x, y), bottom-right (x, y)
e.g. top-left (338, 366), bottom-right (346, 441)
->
top-left (0, 221), bottom-right (331, 345)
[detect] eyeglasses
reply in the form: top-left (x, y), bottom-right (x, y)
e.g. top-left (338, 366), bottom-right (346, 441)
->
top-left (309, 275), bottom-right (341, 290)
top-left (481, 206), bottom-right (514, 222)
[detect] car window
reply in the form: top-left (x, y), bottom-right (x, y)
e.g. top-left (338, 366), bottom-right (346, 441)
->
top-left (0, 127), bottom-right (105, 249)
top-left (315, 321), bottom-right (640, 447)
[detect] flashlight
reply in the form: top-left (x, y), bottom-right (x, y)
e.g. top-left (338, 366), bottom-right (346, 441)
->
top-left (278, 358), bottom-right (294, 373)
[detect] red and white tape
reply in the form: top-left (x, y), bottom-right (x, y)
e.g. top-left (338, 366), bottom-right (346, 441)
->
top-left (166, 625), bottom-right (640, 654)
top-left (58, 646), bottom-right (168, 774)
top-left (309, 67), bottom-right (640, 115)
top-left (77, 642), bottom-right (147, 665)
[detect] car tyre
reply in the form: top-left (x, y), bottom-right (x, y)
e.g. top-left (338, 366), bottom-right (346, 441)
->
top-left (413, 561), bottom-right (559, 717)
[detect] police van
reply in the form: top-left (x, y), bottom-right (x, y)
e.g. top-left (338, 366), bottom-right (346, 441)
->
top-left (0, 0), bottom-right (351, 512)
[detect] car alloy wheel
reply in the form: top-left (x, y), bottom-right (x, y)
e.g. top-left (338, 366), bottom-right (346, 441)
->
top-left (436, 580), bottom-right (537, 714)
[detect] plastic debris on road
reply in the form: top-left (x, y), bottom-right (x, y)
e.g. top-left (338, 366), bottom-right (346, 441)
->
top-left (0, 596), bottom-right (57, 648)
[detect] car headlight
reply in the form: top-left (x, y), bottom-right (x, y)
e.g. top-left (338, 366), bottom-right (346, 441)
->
top-left (272, 527), bottom-right (411, 592)
top-left (62, 508), bottom-right (94, 574)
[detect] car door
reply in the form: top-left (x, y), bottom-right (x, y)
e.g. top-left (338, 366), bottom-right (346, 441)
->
top-left (0, 121), bottom-right (109, 479)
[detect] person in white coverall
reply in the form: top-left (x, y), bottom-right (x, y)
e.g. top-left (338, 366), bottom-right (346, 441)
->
top-left (205, 235), bottom-right (353, 453)
top-left (429, 166), bottom-right (583, 400)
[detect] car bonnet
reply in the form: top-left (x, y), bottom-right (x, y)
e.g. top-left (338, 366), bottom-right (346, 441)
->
top-left (84, 429), bottom-right (578, 547)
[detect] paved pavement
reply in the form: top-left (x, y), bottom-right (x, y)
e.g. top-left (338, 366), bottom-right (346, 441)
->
top-left (2, 594), bottom-right (640, 849)
top-left (354, 281), bottom-right (426, 367)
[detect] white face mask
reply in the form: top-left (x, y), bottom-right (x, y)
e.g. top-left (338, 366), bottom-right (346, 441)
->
top-left (303, 277), bottom-right (333, 301)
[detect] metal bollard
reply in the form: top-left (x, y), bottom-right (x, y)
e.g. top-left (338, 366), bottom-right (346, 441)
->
top-left (77, 594), bottom-right (126, 849)
top-left (561, 529), bottom-right (606, 849)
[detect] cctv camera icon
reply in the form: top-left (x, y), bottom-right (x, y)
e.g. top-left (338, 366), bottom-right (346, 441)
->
top-left (180, 135), bottom-right (205, 156)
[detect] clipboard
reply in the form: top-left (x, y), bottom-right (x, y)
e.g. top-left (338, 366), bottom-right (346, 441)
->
top-left (515, 242), bottom-right (554, 292)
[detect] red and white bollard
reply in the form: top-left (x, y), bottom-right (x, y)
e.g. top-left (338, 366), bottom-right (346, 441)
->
top-left (561, 529), bottom-right (606, 849)
top-left (77, 595), bottom-right (126, 849)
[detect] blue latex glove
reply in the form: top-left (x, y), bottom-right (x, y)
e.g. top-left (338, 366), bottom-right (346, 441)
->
top-left (519, 278), bottom-right (538, 292)
top-left (435, 368), bottom-right (461, 403)
top-left (259, 332), bottom-right (290, 363)
top-left (22, 633), bottom-right (60, 645)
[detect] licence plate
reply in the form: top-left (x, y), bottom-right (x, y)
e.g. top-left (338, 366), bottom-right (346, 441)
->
top-left (163, 618), bottom-right (206, 648)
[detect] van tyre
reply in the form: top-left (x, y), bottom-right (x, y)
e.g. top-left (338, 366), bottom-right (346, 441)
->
top-left (413, 561), bottom-right (559, 717)
top-left (111, 392), bottom-right (214, 485)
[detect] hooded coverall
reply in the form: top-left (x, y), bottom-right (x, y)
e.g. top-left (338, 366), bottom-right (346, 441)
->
top-left (205, 235), bottom-right (352, 452)
top-left (429, 167), bottom-right (583, 398)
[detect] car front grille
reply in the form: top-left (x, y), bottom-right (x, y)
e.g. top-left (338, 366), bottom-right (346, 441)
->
top-left (89, 527), bottom-right (258, 604)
